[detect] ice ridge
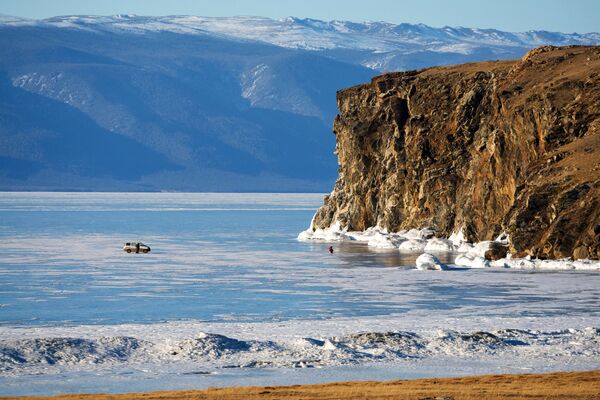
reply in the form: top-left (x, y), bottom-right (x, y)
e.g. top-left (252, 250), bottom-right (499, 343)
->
top-left (2, 328), bottom-right (599, 374)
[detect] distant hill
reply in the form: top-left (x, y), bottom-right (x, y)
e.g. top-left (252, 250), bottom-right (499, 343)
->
top-left (0, 16), bottom-right (597, 191)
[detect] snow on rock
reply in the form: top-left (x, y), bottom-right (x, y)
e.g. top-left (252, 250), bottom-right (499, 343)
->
top-left (456, 242), bottom-right (475, 253)
top-left (481, 256), bottom-right (600, 271)
top-left (398, 238), bottom-right (427, 252)
top-left (449, 230), bottom-right (467, 247)
top-left (454, 254), bottom-right (491, 269)
top-left (466, 241), bottom-right (499, 257)
top-left (367, 231), bottom-right (407, 248)
top-left (404, 228), bottom-right (435, 240)
top-left (297, 220), bottom-right (355, 242)
top-left (415, 253), bottom-right (447, 270)
top-left (298, 223), bottom-right (600, 270)
top-left (495, 232), bottom-right (510, 245)
top-left (502, 258), bottom-right (590, 270)
top-left (424, 238), bottom-right (455, 252)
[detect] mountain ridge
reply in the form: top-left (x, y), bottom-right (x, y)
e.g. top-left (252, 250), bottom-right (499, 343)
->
top-left (1, 16), bottom-right (598, 191)
top-left (2, 15), bottom-right (599, 71)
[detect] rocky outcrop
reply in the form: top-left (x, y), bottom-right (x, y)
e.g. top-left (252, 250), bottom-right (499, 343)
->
top-left (312, 45), bottom-right (600, 260)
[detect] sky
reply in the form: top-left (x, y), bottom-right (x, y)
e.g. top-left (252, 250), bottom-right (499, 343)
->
top-left (0, 0), bottom-right (599, 33)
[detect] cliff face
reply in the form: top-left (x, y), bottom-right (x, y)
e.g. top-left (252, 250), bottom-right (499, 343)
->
top-left (312, 46), bottom-right (600, 260)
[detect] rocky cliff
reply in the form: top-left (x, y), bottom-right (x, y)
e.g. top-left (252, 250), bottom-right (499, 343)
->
top-left (312, 45), bottom-right (600, 260)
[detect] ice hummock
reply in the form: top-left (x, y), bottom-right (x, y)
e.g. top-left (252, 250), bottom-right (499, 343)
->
top-left (2, 326), bottom-right (599, 375)
top-left (298, 222), bottom-right (600, 271)
top-left (455, 253), bottom-right (491, 269)
top-left (415, 253), bottom-right (447, 270)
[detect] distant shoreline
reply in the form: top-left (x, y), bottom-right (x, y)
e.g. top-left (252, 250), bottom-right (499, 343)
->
top-left (7, 370), bottom-right (600, 400)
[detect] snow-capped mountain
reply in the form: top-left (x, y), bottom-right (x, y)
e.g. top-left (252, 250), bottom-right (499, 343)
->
top-left (0, 15), bottom-right (597, 191)
top-left (4, 15), bottom-right (599, 71)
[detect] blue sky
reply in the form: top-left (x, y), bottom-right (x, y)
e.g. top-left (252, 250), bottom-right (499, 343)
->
top-left (1, 0), bottom-right (599, 33)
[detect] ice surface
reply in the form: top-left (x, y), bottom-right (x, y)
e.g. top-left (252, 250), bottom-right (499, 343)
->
top-left (1, 322), bottom-right (599, 390)
top-left (1, 193), bottom-right (600, 395)
top-left (0, 192), bottom-right (324, 212)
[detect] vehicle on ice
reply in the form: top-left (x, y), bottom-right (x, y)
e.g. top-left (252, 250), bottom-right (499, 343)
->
top-left (123, 242), bottom-right (151, 253)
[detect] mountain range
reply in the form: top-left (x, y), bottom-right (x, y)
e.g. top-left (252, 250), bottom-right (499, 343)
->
top-left (1, 15), bottom-right (598, 191)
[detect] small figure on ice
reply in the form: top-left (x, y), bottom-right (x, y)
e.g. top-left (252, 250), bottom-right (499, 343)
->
top-left (329, 246), bottom-right (334, 254)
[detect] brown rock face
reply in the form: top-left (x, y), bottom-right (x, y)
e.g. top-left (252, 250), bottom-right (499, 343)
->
top-left (484, 242), bottom-right (509, 261)
top-left (312, 45), bottom-right (600, 260)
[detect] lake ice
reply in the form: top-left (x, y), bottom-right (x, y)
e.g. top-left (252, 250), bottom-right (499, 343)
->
top-left (0, 192), bottom-right (599, 395)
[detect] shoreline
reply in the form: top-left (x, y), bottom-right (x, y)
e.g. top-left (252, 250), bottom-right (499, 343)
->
top-left (298, 225), bottom-right (600, 270)
top-left (7, 370), bottom-right (600, 400)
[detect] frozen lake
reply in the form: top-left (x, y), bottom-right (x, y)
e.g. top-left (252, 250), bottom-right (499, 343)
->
top-left (0, 192), bottom-right (599, 395)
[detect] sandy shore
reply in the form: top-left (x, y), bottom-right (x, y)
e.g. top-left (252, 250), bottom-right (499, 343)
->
top-left (7, 370), bottom-right (600, 400)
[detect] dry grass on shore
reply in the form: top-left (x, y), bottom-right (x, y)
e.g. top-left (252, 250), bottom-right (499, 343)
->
top-left (8, 370), bottom-right (600, 400)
